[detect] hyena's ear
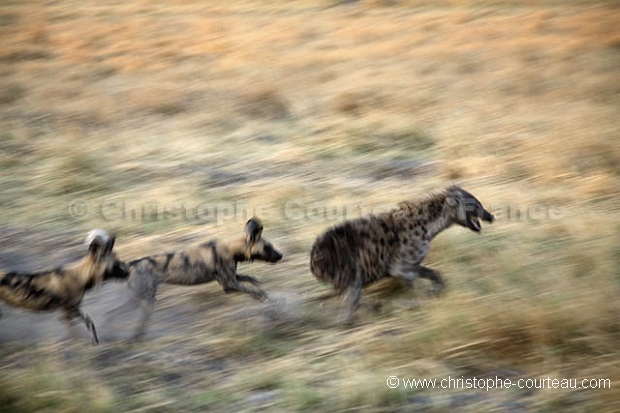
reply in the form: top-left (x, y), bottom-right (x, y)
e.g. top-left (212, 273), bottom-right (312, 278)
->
top-left (245, 217), bottom-right (263, 245)
top-left (446, 194), bottom-right (459, 208)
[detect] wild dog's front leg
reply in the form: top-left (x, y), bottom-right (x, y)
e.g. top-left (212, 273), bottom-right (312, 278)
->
top-left (62, 308), bottom-right (99, 346)
top-left (235, 274), bottom-right (261, 286)
top-left (216, 262), bottom-right (268, 301)
top-left (219, 268), bottom-right (267, 301)
top-left (221, 279), bottom-right (268, 301)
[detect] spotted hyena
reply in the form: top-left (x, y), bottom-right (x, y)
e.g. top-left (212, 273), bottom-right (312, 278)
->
top-left (105, 218), bottom-right (283, 340)
top-left (310, 186), bottom-right (494, 322)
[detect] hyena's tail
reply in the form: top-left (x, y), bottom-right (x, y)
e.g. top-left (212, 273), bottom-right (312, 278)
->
top-left (310, 222), bottom-right (362, 294)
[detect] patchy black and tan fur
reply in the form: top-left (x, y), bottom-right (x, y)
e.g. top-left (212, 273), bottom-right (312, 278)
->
top-left (310, 186), bottom-right (494, 322)
top-left (0, 230), bottom-right (129, 345)
top-left (106, 218), bottom-right (283, 339)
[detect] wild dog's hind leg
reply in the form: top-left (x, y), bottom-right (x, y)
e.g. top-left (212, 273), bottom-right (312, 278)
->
top-left (105, 268), bottom-right (158, 340)
top-left (62, 308), bottom-right (99, 346)
top-left (128, 267), bottom-right (158, 340)
top-left (133, 298), bottom-right (155, 341)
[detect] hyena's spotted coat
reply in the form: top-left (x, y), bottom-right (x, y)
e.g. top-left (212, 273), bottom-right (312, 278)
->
top-left (106, 218), bottom-right (283, 339)
top-left (0, 230), bottom-right (129, 345)
top-left (310, 186), bottom-right (494, 321)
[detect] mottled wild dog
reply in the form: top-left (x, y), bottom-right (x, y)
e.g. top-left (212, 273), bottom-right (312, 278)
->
top-left (106, 218), bottom-right (283, 339)
top-left (0, 230), bottom-right (129, 345)
top-left (310, 186), bottom-right (494, 322)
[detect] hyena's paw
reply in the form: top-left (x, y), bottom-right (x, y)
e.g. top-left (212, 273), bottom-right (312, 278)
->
top-left (426, 282), bottom-right (445, 297)
top-left (402, 300), bottom-right (421, 311)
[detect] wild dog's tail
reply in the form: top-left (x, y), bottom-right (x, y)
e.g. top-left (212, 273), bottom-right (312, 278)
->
top-left (0, 270), bottom-right (37, 309)
top-left (310, 222), bottom-right (362, 294)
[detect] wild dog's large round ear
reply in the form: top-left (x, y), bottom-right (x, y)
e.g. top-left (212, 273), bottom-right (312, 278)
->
top-left (85, 229), bottom-right (110, 247)
top-left (245, 217), bottom-right (263, 245)
top-left (85, 229), bottom-right (110, 260)
top-left (88, 237), bottom-right (106, 261)
top-left (105, 234), bottom-right (116, 253)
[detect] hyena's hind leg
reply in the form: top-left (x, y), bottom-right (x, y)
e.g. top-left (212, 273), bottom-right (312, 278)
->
top-left (62, 307), bottom-right (99, 346)
top-left (341, 268), bottom-right (363, 325)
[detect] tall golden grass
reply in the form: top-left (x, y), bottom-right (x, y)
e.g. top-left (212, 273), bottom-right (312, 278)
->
top-left (0, 1), bottom-right (618, 411)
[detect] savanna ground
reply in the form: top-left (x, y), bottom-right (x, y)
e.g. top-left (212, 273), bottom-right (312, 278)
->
top-left (1, 0), bottom-right (619, 411)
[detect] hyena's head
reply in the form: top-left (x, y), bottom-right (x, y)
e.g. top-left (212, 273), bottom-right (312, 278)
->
top-left (85, 229), bottom-right (130, 282)
top-left (243, 218), bottom-right (283, 263)
top-left (445, 186), bottom-right (494, 233)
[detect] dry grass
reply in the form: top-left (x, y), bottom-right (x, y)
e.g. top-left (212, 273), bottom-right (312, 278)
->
top-left (1, 0), bottom-right (619, 412)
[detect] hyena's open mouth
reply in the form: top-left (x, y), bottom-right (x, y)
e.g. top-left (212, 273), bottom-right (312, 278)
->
top-left (469, 216), bottom-right (482, 232)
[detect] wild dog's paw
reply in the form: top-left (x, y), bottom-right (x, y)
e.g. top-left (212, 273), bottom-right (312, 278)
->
top-left (255, 290), bottom-right (269, 302)
top-left (246, 276), bottom-right (262, 286)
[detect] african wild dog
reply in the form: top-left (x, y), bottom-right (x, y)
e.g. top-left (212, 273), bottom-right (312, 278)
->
top-left (0, 230), bottom-right (129, 345)
top-left (105, 218), bottom-right (283, 339)
top-left (310, 186), bottom-right (494, 322)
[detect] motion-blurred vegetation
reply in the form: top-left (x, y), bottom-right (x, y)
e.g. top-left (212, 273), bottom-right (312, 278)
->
top-left (0, 0), bottom-right (619, 412)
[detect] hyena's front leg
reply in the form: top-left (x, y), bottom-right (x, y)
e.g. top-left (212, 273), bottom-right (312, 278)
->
top-left (390, 264), bottom-right (443, 296)
top-left (417, 265), bottom-right (444, 295)
top-left (388, 264), bottom-right (418, 290)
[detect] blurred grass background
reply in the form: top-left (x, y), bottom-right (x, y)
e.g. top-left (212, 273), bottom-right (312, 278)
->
top-left (0, 0), bottom-right (619, 412)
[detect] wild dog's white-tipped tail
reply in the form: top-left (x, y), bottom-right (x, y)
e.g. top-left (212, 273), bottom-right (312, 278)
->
top-left (84, 229), bottom-right (111, 248)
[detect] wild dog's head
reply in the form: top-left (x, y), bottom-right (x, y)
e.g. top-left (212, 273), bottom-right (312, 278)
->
top-left (243, 218), bottom-right (283, 263)
top-left (84, 229), bottom-right (130, 282)
top-left (445, 186), bottom-right (494, 233)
